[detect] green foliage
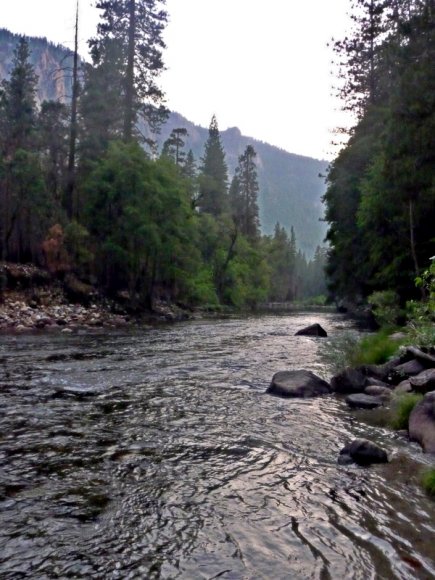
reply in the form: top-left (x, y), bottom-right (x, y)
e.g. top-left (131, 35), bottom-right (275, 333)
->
top-left (368, 290), bottom-right (401, 328)
top-left (325, 1), bottom-right (435, 304)
top-left (64, 221), bottom-right (94, 275)
top-left (421, 468), bottom-right (435, 497)
top-left (350, 330), bottom-right (405, 366)
top-left (390, 394), bottom-right (423, 431)
top-left (230, 145), bottom-right (260, 240)
top-left (198, 115), bottom-right (229, 216)
top-left (319, 332), bottom-right (361, 374)
top-left (406, 259), bottom-right (435, 347)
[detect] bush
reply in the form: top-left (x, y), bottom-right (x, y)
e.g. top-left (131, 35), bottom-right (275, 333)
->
top-left (350, 330), bottom-right (406, 366)
top-left (421, 468), bottom-right (435, 497)
top-left (368, 290), bottom-right (401, 328)
top-left (406, 259), bottom-right (435, 348)
top-left (390, 393), bottom-right (423, 430)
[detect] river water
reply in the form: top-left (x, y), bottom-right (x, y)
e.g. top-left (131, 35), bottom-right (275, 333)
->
top-left (0, 312), bottom-right (434, 579)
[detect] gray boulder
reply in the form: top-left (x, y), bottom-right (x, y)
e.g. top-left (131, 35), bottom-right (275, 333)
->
top-left (295, 323), bottom-right (327, 337)
top-left (364, 385), bottom-right (392, 398)
top-left (408, 391), bottom-right (435, 453)
top-left (331, 367), bottom-right (367, 394)
top-left (346, 393), bottom-right (384, 409)
top-left (338, 438), bottom-right (388, 466)
top-left (267, 370), bottom-right (331, 399)
top-left (409, 369), bottom-right (435, 394)
top-left (393, 380), bottom-right (413, 395)
top-left (391, 359), bottom-right (426, 383)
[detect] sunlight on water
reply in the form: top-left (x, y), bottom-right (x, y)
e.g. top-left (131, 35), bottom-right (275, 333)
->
top-left (0, 313), bottom-right (434, 578)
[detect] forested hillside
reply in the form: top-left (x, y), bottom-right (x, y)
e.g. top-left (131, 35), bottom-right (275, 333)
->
top-left (0, 27), bottom-right (328, 257)
top-left (324, 0), bottom-right (435, 306)
top-left (0, 3), bottom-right (328, 312)
top-left (155, 113), bottom-right (328, 256)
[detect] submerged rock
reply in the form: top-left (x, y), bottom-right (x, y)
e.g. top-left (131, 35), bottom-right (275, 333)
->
top-left (295, 323), bottom-right (327, 337)
top-left (346, 393), bottom-right (384, 409)
top-left (408, 391), bottom-right (435, 453)
top-left (267, 370), bottom-right (331, 399)
top-left (338, 438), bottom-right (388, 466)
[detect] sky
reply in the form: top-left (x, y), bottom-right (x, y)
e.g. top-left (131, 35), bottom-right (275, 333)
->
top-left (2, 0), bottom-right (354, 160)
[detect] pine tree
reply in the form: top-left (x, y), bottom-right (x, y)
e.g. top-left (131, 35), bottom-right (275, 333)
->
top-left (198, 115), bottom-right (229, 216)
top-left (161, 128), bottom-right (188, 166)
top-left (0, 38), bottom-right (47, 263)
top-left (89, 0), bottom-right (168, 143)
top-left (230, 145), bottom-right (260, 240)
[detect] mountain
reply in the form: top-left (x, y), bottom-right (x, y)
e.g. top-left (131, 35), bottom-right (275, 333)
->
top-left (155, 114), bottom-right (328, 256)
top-left (0, 28), bottom-right (76, 104)
top-left (0, 28), bottom-right (328, 256)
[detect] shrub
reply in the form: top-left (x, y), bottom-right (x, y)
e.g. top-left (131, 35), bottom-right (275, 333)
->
top-left (421, 468), bottom-right (435, 497)
top-left (390, 393), bottom-right (423, 430)
top-left (350, 330), bottom-right (406, 366)
top-left (368, 290), bottom-right (401, 328)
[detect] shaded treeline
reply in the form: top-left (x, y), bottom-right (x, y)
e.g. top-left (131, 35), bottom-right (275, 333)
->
top-left (325, 0), bottom-right (435, 305)
top-left (0, 0), bottom-right (326, 309)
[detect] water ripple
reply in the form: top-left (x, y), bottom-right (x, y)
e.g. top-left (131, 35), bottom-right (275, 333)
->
top-left (0, 313), bottom-right (434, 579)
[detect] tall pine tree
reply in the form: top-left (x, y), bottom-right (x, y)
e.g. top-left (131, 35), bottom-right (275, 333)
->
top-left (229, 145), bottom-right (260, 240)
top-left (88, 0), bottom-right (168, 143)
top-left (198, 115), bottom-right (229, 216)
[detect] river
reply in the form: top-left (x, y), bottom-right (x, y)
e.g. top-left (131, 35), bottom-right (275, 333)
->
top-left (0, 312), bottom-right (434, 579)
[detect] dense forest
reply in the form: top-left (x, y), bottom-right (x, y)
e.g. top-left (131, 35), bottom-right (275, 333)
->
top-left (324, 0), bottom-right (435, 308)
top-left (0, 1), bottom-right (327, 310)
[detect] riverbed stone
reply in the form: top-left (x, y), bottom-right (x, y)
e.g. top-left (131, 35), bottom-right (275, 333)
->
top-left (267, 370), bottom-right (331, 398)
top-left (390, 359), bottom-right (426, 383)
top-left (295, 323), bottom-right (328, 337)
top-left (393, 380), bottom-right (413, 395)
top-left (364, 385), bottom-right (392, 398)
top-left (346, 393), bottom-right (384, 409)
top-left (338, 438), bottom-right (389, 466)
top-left (331, 367), bottom-right (367, 394)
top-left (408, 391), bottom-right (435, 453)
top-left (409, 369), bottom-right (435, 394)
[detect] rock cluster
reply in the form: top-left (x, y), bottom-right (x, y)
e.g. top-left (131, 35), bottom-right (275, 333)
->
top-left (0, 294), bottom-right (130, 333)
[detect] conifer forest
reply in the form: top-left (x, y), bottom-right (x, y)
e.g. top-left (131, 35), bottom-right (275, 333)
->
top-left (0, 0), bottom-right (434, 311)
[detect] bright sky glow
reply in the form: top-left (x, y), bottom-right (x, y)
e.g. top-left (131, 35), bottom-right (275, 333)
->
top-left (2, 0), bottom-right (353, 159)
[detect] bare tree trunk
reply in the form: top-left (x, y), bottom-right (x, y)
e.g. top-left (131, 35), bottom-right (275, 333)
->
top-left (66, 0), bottom-right (80, 219)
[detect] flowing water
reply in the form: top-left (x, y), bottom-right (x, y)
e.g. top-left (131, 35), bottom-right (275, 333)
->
top-left (0, 312), bottom-right (434, 579)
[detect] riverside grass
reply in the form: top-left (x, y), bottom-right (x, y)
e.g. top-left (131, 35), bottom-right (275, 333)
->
top-left (421, 468), bottom-right (435, 497)
top-left (390, 393), bottom-right (423, 430)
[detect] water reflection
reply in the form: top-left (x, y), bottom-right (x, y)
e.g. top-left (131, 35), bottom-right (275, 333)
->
top-left (0, 313), bottom-right (434, 578)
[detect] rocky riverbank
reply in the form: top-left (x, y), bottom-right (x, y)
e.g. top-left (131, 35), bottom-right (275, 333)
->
top-left (0, 263), bottom-right (191, 333)
top-left (266, 327), bottom-right (435, 464)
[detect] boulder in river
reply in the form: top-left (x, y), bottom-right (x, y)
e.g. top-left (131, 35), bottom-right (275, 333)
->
top-left (409, 369), bottom-right (435, 394)
top-left (295, 323), bottom-right (327, 337)
top-left (267, 370), bottom-right (331, 399)
top-left (331, 367), bottom-right (368, 394)
top-left (346, 393), bottom-right (384, 409)
top-left (408, 391), bottom-right (435, 453)
top-left (338, 438), bottom-right (389, 466)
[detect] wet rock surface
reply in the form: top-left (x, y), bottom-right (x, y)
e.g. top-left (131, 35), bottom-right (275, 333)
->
top-left (408, 391), bottom-right (435, 453)
top-left (267, 370), bottom-right (332, 398)
top-left (338, 438), bottom-right (389, 466)
top-left (346, 393), bottom-right (384, 409)
top-left (295, 323), bottom-right (328, 337)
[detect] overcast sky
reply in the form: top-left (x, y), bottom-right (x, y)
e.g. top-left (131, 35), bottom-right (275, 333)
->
top-left (2, 0), bottom-right (353, 159)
